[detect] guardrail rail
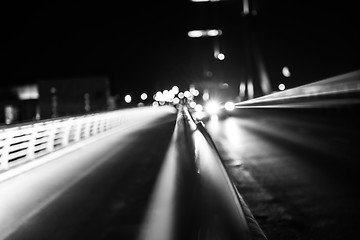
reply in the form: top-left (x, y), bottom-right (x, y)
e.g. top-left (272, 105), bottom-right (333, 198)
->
top-left (138, 106), bottom-right (267, 240)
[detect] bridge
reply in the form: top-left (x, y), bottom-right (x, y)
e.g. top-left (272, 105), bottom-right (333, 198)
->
top-left (1, 70), bottom-right (359, 240)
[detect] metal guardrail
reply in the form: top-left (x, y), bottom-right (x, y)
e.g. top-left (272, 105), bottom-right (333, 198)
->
top-left (0, 107), bottom-right (157, 172)
top-left (184, 107), bottom-right (267, 240)
top-left (138, 106), bottom-right (267, 240)
top-left (235, 69), bottom-right (360, 108)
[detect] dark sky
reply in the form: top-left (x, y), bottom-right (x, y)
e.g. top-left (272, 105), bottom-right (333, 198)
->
top-left (1, 1), bottom-right (360, 96)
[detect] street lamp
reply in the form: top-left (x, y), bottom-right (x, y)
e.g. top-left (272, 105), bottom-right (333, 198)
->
top-left (187, 29), bottom-right (222, 38)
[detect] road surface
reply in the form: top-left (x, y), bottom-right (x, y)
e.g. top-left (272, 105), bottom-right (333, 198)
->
top-left (206, 108), bottom-right (360, 240)
top-left (0, 107), bottom-right (177, 240)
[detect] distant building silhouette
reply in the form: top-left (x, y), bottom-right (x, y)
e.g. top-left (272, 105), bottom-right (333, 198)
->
top-left (0, 85), bottom-right (39, 125)
top-left (0, 77), bottom-right (114, 125)
top-left (37, 77), bottom-right (112, 119)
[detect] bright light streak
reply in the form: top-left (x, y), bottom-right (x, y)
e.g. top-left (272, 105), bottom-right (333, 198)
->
top-left (205, 101), bottom-right (220, 115)
top-left (224, 101), bottom-right (235, 111)
top-left (138, 116), bottom-right (183, 240)
top-left (125, 95), bottom-right (132, 103)
top-left (141, 93), bottom-right (148, 100)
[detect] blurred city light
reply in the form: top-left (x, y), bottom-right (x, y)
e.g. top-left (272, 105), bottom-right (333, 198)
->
top-left (125, 95), bottom-right (132, 103)
top-left (141, 93), bottom-right (148, 100)
top-left (282, 66), bottom-right (291, 77)
top-left (172, 86), bottom-right (179, 94)
top-left (224, 101), bottom-right (235, 111)
top-left (189, 101), bottom-right (196, 108)
top-left (205, 101), bottom-right (220, 115)
top-left (202, 90), bottom-right (210, 101)
top-left (278, 83), bottom-right (286, 91)
top-left (195, 104), bottom-right (203, 112)
top-left (207, 29), bottom-right (220, 37)
top-left (184, 91), bottom-right (191, 99)
top-left (247, 81), bottom-right (254, 99)
top-left (172, 97), bottom-right (180, 105)
top-left (217, 53), bottom-right (225, 60)
top-left (239, 82), bottom-right (246, 99)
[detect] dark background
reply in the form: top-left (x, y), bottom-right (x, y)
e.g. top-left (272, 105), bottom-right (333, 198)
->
top-left (1, 0), bottom-right (359, 97)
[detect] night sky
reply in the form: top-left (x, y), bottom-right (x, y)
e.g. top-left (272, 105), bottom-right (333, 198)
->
top-left (1, 1), bottom-right (360, 97)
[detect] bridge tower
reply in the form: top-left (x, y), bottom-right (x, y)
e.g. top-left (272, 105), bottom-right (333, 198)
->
top-left (238, 0), bottom-right (272, 101)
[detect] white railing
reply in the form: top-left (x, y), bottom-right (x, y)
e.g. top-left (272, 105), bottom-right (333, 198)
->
top-left (0, 108), bottom-right (141, 171)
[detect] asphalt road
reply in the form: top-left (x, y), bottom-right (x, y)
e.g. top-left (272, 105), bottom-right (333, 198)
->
top-left (1, 108), bottom-right (177, 240)
top-left (2, 105), bottom-right (359, 240)
top-left (206, 108), bottom-right (360, 240)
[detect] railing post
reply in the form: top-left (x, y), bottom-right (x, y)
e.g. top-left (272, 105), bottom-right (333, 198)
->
top-left (26, 127), bottom-right (37, 160)
top-left (74, 118), bottom-right (83, 142)
top-left (46, 123), bottom-right (57, 153)
top-left (92, 117), bottom-right (99, 135)
top-left (0, 132), bottom-right (12, 170)
top-left (83, 118), bottom-right (91, 139)
top-left (61, 120), bottom-right (71, 147)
